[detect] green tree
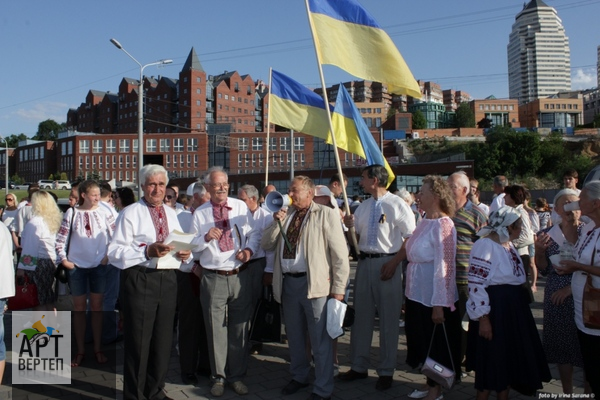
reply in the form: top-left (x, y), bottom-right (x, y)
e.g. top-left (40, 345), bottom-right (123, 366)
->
top-left (33, 119), bottom-right (64, 141)
top-left (454, 102), bottom-right (475, 128)
top-left (412, 110), bottom-right (427, 129)
top-left (3, 134), bottom-right (28, 148)
top-left (485, 127), bottom-right (542, 177)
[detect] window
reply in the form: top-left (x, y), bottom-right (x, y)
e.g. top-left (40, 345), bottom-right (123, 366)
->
top-left (269, 138), bottom-right (277, 151)
top-left (280, 137), bottom-right (290, 150)
top-left (239, 138), bottom-right (249, 151)
top-left (126, 155), bottom-right (130, 168)
top-left (187, 138), bottom-right (198, 151)
top-left (112, 155), bottom-right (116, 168)
top-left (196, 88), bottom-right (201, 94)
top-left (252, 137), bottom-right (263, 151)
top-left (225, 95), bottom-right (229, 100)
top-left (173, 154), bottom-right (178, 167)
top-left (232, 96), bottom-right (236, 102)
top-left (238, 154), bottom-right (242, 167)
top-left (146, 139), bottom-right (157, 152)
top-left (173, 138), bottom-right (184, 152)
top-left (133, 139), bottom-right (138, 153)
top-left (79, 140), bottom-right (89, 153)
top-left (160, 138), bottom-right (170, 152)
top-left (187, 154), bottom-right (191, 167)
top-left (119, 155), bottom-right (123, 168)
top-left (92, 140), bottom-right (102, 153)
top-left (119, 139), bottom-right (130, 153)
top-left (294, 137), bottom-right (304, 151)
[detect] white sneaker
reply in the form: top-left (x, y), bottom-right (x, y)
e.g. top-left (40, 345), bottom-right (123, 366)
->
top-left (407, 388), bottom-right (428, 399)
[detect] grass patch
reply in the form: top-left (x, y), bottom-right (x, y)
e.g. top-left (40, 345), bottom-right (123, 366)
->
top-left (1, 190), bottom-right (70, 207)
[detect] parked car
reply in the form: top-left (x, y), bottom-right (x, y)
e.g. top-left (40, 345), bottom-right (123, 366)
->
top-left (0, 180), bottom-right (15, 189)
top-left (37, 179), bottom-right (55, 189)
top-left (54, 180), bottom-right (72, 190)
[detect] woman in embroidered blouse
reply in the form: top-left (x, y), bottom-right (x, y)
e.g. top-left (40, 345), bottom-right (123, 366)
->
top-left (535, 189), bottom-right (587, 394)
top-left (16, 191), bottom-right (62, 311)
top-left (466, 206), bottom-right (550, 399)
top-left (405, 175), bottom-right (460, 400)
top-left (56, 180), bottom-right (116, 367)
top-left (556, 180), bottom-right (600, 397)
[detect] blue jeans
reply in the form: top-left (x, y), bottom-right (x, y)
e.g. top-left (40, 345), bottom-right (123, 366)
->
top-left (68, 264), bottom-right (108, 296)
top-left (0, 299), bottom-right (6, 361)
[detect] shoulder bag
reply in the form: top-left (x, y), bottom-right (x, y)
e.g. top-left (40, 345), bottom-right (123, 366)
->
top-left (421, 323), bottom-right (456, 389)
top-left (8, 274), bottom-right (39, 310)
top-left (54, 207), bottom-right (74, 284)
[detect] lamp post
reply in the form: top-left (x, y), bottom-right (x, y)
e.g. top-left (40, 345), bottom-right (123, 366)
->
top-left (0, 136), bottom-right (8, 197)
top-left (110, 38), bottom-right (172, 198)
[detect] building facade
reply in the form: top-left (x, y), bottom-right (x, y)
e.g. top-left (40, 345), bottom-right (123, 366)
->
top-left (507, 0), bottom-right (571, 104)
top-left (518, 95), bottom-right (583, 133)
top-left (470, 97), bottom-right (520, 128)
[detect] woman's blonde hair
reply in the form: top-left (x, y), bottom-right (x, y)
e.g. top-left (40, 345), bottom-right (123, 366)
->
top-left (423, 175), bottom-right (456, 217)
top-left (31, 191), bottom-right (63, 234)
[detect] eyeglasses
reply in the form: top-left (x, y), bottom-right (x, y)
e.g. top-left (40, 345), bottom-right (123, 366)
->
top-left (165, 195), bottom-right (174, 200)
top-left (209, 183), bottom-right (229, 189)
top-left (5, 198), bottom-right (13, 201)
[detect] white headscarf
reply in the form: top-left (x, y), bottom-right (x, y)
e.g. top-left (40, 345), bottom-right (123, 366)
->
top-left (477, 205), bottom-right (521, 243)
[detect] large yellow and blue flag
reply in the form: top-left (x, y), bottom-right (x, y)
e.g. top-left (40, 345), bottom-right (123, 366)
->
top-left (331, 85), bottom-right (396, 187)
top-left (269, 69), bottom-right (395, 187)
top-left (307, 0), bottom-right (421, 98)
top-left (269, 69), bottom-right (331, 141)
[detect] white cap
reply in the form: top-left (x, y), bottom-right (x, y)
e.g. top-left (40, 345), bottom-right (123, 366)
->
top-left (314, 185), bottom-right (337, 208)
top-left (186, 182), bottom-right (196, 197)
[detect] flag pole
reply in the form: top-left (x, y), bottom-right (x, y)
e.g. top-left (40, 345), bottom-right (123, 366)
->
top-left (265, 67), bottom-right (273, 186)
top-left (304, 0), bottom-right (359, 256)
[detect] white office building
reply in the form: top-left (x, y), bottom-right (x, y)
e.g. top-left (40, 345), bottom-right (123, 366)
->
top-left (507, 0), bottom-right (571, 104)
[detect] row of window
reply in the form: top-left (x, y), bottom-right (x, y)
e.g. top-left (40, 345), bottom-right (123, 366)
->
top-left (77, 138), bottom-right (199, 154)
top-left (543, 103), bottom-right (578, 110)
top-left (478, 104), bottom-right (515, 111)
top-left (238, 137), bottom-right (305, 152)
top-left (18, 146), bottom-right (45, 161)
top-left (76, 153), bottom-right (200, 170)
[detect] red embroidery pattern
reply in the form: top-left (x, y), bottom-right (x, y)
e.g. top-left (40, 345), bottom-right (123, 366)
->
top-left (147, 204), bottom-right (169, 242)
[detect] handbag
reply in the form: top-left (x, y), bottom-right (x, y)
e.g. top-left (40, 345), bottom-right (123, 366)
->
top-left (8, 274), bottom-right (40, 310)
top-left (249, 286), bottom-right (282, 343)
top-left (421, 323), bottom-right (456, 389)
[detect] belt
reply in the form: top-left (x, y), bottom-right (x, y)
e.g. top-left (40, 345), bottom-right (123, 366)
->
top-left (203, 262), bottom-right (249, 276)
top-left (283, 272), bottom-right (307, 278)
top-left (359, 253), bottom-right (395, 260)
top-left (131, 265), bottom-right (167, 273)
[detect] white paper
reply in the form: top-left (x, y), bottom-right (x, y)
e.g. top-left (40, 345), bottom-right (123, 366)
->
top-left (326, 298), bottom-right (347, 339)
top-left (156, 230), bottom-right (196, 269)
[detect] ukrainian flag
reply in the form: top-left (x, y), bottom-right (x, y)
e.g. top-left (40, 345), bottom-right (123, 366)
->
top-left (331, 85), bottom-right (396, 187)
top-left (308, 0), bottom-right (421, 98)
top-left (269, 69), bottom-right (331, 140)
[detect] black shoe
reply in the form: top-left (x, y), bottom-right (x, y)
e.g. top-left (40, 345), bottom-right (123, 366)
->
top-left (375, 375), bottom-right (393, 391)
top-left (339, 369), bottom-right (368, 381)
top-left (281, 379), bottom-right (309, 395)
top-left (196, 366), bottom-right (212, 377)
top-left (250, 342), bottom-right (263, 355)
top-left (181, 373), bottom-right (198, 386)
top-left (307, 393), bottom-right (331, 400)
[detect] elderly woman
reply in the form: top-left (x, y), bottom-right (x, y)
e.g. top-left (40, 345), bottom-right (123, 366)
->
top-left (535, 189), bottom-right (586, 394)
top-left (556, 180), bottom-right (600, 397)
top-left (503, 185), bottom-right (537, 298)
top-left (405, 175), bottom-right (461, 400)
top-left (466, 206), bottom-right (551, 399)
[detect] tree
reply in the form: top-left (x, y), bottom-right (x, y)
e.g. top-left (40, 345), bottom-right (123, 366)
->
top-left (412, 110), bottom-right (427, 129)
top-left (33, 119), bottom-right (64, 141)
top-left (454, 102), bottom-right (475, 128)
top-left (3, 134), bottom-right (28, 148)
top-left (477, 117), bottom-right (492, 129)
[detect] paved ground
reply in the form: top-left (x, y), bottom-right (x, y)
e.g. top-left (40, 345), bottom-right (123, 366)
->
top-left (0, 262), bottom-right (589, 399)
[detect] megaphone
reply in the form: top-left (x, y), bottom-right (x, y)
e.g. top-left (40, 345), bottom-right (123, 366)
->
top-left (264, 191), bottom-right (292, 213)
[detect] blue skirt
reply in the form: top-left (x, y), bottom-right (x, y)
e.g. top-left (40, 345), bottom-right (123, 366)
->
top-left (466, 284), bottom-right (551, 396)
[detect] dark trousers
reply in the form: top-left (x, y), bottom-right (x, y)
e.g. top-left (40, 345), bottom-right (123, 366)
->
top-left (578, 329), bottom-right (600, 397)
top-left (175, 270), bottom-right (210, 375)
top-left (121, 266), bottom-right (177, 400)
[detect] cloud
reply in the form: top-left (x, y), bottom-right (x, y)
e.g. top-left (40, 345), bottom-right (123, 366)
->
top-left (571, 68), bottom-right (597, 90)
top-left (14, 102), bottom-right (68, 124)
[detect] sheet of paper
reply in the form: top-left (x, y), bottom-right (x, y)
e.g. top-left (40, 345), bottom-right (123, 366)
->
top-left (156, 230), bottom-right (197, 269)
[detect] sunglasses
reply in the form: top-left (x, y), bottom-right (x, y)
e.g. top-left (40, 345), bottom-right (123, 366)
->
top-left (5, 198), bottom-right (13, 201)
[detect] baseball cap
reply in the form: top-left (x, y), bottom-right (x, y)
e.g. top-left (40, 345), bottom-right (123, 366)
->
top-left (186, 182), bottom-right (196, 197)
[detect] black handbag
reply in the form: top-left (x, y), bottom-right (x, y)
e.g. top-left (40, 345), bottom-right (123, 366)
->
top-left (55, 207), bottom-right (74, 284)
top-left (249, 286), bottom-right (282, 343)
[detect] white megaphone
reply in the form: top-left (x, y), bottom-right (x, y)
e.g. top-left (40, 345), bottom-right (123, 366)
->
top-left (264, 191), bottom-right (293, 213)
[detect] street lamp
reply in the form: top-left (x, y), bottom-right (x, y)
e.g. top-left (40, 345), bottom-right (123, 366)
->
top-left (0, 136), bottom-right (8, 197)
top-left (110, 38), bottom-right (172, 198)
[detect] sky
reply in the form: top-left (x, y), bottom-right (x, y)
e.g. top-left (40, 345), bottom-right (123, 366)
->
top-left (1, 0), bottom-right (599, 138)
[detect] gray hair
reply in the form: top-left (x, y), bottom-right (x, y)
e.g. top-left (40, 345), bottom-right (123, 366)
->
top-left (493, 175), bottom-right (509, 188)
top-left (553, 189), bottom-right (580, 208)
top-left (449, 171), bottom-right (470, 190)
top-left (584, 180), bottom-right (600, 200)
top-left (239, 184), bottom-right (259, 201)
top-left (396, 187), bottom-right (413, 205)
top-left (193, 180), bottom-right (207, 197)
top-left (204, 166), bottom-right (228, 185)
top-left (140, 164), bottom-right (169, 186)
top-left (363, 164), bottom-right (388, 188)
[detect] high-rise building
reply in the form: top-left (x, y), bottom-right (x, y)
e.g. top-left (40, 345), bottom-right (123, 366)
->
top-left (507, 0), bottom-right (571, 104)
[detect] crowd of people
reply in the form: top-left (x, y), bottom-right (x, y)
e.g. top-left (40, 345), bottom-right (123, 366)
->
top-left (0, 165), bottom-right (599, 399)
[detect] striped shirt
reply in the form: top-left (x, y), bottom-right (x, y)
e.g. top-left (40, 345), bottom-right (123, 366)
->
top-left (452, 200), bottom-right (488, 285)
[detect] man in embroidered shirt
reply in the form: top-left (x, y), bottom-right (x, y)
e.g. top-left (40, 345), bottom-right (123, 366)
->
top-left (340, 165), bottom-right (415, 391)
top-left (191, 167), bottom-right (259, 397)
top-left (107, 164), bottom-right (192, 400)
top-left (448, 171), bottom-right (488, 369)
top-left (261, 175), bottom-right (349, 400)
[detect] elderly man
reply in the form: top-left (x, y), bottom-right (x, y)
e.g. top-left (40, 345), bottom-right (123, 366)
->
top-left (238, 184), bottom-right (272, 355)
top-left (341, 165), bottom-right (415, 391)
top-left (191, 167), bottom-right (259, 397)
top-left (489, 175), bottom-right (508, 214)
top-left (448, 171), bottom-right (488, 376)
top-left (107, 164), bottom-right (192, 400)
top-left (262, 176), bottom-right (349, 400)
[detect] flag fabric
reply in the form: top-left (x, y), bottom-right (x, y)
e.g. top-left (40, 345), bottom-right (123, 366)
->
top-left (331, 85), bottom-right (395, 187)
top-left (307, 0), bottom-right (421, 98)
top-left (269, 69), bottom-right (331, 141)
